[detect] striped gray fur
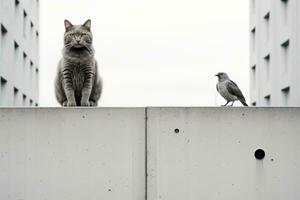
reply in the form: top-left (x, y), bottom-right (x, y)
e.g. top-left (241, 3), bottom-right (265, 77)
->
top-left (55, 19), bottom-right (102, 106)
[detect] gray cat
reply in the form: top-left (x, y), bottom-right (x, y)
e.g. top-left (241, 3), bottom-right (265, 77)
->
top-left (55, 19), bottom-right (102, 106)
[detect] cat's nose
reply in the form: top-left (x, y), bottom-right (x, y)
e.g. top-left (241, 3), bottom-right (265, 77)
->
top-left (74, 37), bottom-right (80, 43)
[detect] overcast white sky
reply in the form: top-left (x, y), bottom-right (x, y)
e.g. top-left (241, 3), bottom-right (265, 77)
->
top-left (40, 0), bottom-right (249, 107)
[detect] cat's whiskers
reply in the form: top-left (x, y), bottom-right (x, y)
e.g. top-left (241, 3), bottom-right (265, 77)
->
top-left (82, 43), bottom-right (93, 55)
top-left (64, 43), bottom-right (73, 51)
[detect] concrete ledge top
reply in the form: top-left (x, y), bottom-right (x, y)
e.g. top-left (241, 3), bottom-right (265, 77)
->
top-left (0, 106), bottom-right (299, 109)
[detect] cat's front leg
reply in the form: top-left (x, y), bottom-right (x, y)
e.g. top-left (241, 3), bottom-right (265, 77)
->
top-left (62, 71), bottom-right (77, 106)
top-left (81, 88), bottom-right (92, 106)
top-left (81, 73), bottom-right (93, 106)
top-left (65, 89), bottom-right (77, 106)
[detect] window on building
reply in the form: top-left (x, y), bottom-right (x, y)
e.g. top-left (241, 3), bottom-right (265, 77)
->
top-left (264, 12), bottom-right (270, 42)
top-left (0, 77), bottom-right (8, 106)
top-left (1, 24), bottom-right (8, 62)
top-left (23, 52), bottom-right (27, 68)
top-left (14, 0), bottom-right (20, 14)
top-left (29, 61), bottom-right (34, 84)
top-left (281, 39), bottom-right (289, 73)
top-left (23, 10), bottom-right (28, 38)
top-left (14, 41), bottom-right (20, 65)
top-left (264, 12), bottom-right (270, 20)
top-left (14, 41), bottom-right (19, 49)
top-left (264, 54), bottom-right (270, 81)
top-left (251, 65), bottom-right (256, 88)
top-left (30, 22), bottom-right (34, 39)
top-left (282, 86), bottom-right (290, 106)
top-left (0, 77), bottom-right (7, 83)
top-left (1, 24), bottom-right (8, 34)
top-left (0, 77), bottom-right (8, 89)
top-left (35, 67), bottom-right (39, 91)
top-left (264, 95), bottom-right (271, 106)
top-left (36, 31), bottom-right (39, 52)
top-left (22, 94), bottom-right (27, 106)
top-left (13, 87), bottom-right (19, 106)
top-left (281, 39), bottom-right (290, 48)
top-left (251, 27), bottom-right (256, 52)
top-left (1, 24), bottom-right (8, 40)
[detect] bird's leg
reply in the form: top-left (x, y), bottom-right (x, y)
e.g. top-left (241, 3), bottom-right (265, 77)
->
top-left (230, 101), bottom-right (235, 106)
top-left (222, 101), bottom-right (230, 107)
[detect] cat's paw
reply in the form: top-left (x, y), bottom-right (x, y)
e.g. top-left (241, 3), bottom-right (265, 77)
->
top-left (62, 101), bottom-right (68, 107)
top-left (80, 101), bottom-right (90, 106)
top-left (67, 101), bottom-right (77, 107)
top-left (89, 101), bottom-right (97, 107)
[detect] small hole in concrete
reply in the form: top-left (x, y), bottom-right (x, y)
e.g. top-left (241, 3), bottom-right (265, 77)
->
top-left (270, 158), bottom-right (274, 162)
top-left (174, 128), bottom-right (180, 134)
top-left (254, 149), bottom-right (265, 160)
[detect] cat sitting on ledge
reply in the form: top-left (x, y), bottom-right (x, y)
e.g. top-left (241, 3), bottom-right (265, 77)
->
top-left (55, 19), bottom-right (103, 107)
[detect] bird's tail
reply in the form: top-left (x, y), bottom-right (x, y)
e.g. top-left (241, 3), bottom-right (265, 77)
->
top-left (240, 99), bottom-right (248, 106)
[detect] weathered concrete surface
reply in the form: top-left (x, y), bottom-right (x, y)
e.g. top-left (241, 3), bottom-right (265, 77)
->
top-left (147, 107), bottom-right (300, 200)
top-left (0, 108), bottom-right (145, 200)
top-left (0, 108), bottom-right (300, 200)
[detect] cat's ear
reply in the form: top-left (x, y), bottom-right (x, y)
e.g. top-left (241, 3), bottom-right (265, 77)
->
top-left (64, 20), bottom-right (73, 31)
top-left (83, 19), bottom-right (91, 31)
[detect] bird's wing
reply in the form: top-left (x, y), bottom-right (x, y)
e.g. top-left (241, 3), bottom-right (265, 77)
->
top-left (226, 80), bottom-right (246, 102)
top-left (216, 84), bottom-right (219, 92)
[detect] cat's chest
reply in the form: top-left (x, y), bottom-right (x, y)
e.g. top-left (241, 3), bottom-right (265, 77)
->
top-left (72, 65), bottom-right (85, 88)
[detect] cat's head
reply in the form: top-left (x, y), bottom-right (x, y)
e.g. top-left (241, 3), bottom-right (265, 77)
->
top-left (63, 19), bottom-right (93, 52)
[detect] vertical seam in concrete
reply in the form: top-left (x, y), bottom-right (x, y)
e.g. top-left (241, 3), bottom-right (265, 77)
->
top-left (144, 107), bottom-right (148, 200)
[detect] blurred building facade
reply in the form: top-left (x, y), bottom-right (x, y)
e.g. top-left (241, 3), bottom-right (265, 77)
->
top-left (250, 0), bottom-right (300, 106)
top-left (0, 0), bottom-right (39, 106)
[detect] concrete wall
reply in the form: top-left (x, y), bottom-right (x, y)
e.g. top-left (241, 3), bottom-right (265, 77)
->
top-left (0, 108), bottom-right (145, 200)
top-left (147, 108), bottom-right (300, 200)
top-left (0, 108), bottom-right (300, 200)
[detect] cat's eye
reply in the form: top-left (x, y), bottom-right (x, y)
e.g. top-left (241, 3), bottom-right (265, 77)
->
top-left (81, 33), bottom-right (87, 36)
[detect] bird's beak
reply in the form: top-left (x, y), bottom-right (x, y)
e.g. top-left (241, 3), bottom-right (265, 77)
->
top-left (215, 74), bottom-right (218, 77)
